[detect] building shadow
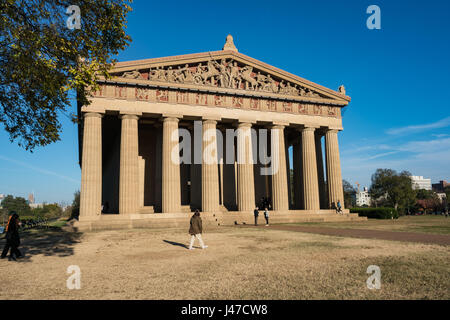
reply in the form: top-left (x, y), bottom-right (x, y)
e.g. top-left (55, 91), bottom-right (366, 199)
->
top-left (0, 226), bottom-right (82, 263)
top-left (163, 240), bottom-right (188, 249)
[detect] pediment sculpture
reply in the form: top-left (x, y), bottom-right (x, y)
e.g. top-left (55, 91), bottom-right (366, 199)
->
top-left (120, 58), bottom-right (324, 98)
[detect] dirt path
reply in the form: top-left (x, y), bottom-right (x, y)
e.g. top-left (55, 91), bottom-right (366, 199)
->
top-left (242, 225), bottom-right (450, 246)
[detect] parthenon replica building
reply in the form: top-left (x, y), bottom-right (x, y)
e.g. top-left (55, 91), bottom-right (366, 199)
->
top-left (77, 35), bottom-right (361, 230)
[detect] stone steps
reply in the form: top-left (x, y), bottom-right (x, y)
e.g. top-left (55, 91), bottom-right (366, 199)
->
top-left (138, 206), bottom-right (155, 214)
top-left (71, 211), bottom-right (366, 231)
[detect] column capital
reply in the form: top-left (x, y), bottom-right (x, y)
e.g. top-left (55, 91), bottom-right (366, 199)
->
top-left (271, 124), bottom-right (285, 130)
top-left (202, 119), bottom-right (217, 126)
top-left (326, 128), bottom-right (341, 134)
top-left (236, 122), bottom-right (253, 128)
top-left (162, 116), bottom-right (180, 123)
top-left (120, 114), bottom-right (139, 121)
top-left (272, 120), bottom-right (289, 127)
top-left (299, 126), bottom-right (316, 132)
top-left (83, 112), bottom-right (103, 119)
top-left (119, 111), bottom-right (142, 116)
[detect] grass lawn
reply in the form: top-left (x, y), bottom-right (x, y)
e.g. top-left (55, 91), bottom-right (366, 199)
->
top-left (285, 215), bottom-right (450, 235)
top-left (0, 223), bottom-right (448, 300)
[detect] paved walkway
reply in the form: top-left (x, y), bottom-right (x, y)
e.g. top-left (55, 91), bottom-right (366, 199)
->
top-left (242, 225), bottom-right (450, 246)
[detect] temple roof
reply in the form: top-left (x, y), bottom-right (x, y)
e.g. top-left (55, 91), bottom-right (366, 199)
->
top-left (102, 35), bottom-right (350, 106)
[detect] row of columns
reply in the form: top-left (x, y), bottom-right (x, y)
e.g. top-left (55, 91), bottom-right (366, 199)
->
top-left (79, 112), bottom-right (344, 219)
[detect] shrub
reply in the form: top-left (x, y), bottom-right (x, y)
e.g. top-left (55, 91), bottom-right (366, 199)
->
top-left (350, 207), bottom-right (399, 219)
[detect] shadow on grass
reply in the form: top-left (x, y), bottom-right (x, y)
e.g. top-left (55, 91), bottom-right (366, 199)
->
top-left (0, 226), bottom-right (82, 263)
top-left (163, 240), bottom-right (188, 249)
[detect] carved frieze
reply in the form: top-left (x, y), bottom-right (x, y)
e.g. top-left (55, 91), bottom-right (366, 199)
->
top-left (99, 85), bottom-right (340, 118)
top-left (115, 58), bottom-right (326, 99)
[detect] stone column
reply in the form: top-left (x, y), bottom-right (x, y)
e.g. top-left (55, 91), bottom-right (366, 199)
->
top-left (162, 117), bottom-right (181, 213)
top-left (138, 156), bottom-right (145, 207)
top-left (315, 132), bottom-right (327, 209)
top-left (325, 129), bottom-right (345, 209)
top-left (271, 125), bottom-right (289, 211)
top-left (285, 136), bottom-right (292, 209)
top-left (202, 119), bottom-right (220, 212)
top-left (293, 141), bottom-right (303, 209)
top-left (80, 112), bottom-right (103, 220)
top-left (119, 114), bottom-right (139, 214)
top-left (301, 126), bottom-right (320, 211)
top-left (237, 122), bottom-right (255, 211)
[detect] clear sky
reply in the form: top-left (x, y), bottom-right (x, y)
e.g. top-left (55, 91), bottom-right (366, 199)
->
top-left (1, 0), bottom-right (449, 203)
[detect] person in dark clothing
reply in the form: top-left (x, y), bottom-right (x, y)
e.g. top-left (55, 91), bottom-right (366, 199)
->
top-left (336, 200), bottom-right (343, 214)
top-left (1, 212), bottom-right (22, 261)
top-left (254, 207), bottom-right (259, 226)
top-left (264, 207), bottom-right (269, 226)
top-left (188, 210), bottom-right (207, 250)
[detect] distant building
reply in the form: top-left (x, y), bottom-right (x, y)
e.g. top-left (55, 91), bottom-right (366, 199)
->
top-left (410, 176), bottom-right (432, 190)
top-left (354, 187), bottom-right (371, 207)
top-left (28, 193), bottom-right (35, 204)
top-left (30, 203), bottom-right (44, 209)
top-left (432, 180), bottom-right (449, 193)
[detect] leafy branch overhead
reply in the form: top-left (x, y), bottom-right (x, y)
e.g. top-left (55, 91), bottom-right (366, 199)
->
top-left (0, 0), bottom-right (132, 150)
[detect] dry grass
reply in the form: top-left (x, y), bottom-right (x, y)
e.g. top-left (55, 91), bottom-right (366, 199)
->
top-left (288, 215), bottom-right (450, 235)
top-left (0, 225), bottom-right (448, 300)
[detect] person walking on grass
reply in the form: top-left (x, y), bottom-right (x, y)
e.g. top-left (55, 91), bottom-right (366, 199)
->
top-left (1, 212), bottom-right (22, 261)
top-left (264, 207), bottom-right (269, 226)
top-left (188, 210), bottom-right (207, 250)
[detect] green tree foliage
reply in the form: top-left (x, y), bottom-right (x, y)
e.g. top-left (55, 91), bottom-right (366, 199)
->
top-left (0, 0), bottom-right (132, 150)
top-left (69, 190), bottom-right (80, 220)
top-left (416, 189), bottom-right (435, 200)
top-left (342, 179), bottom-right (355, 208)
top-left (444, 186), bottom-right (450, 205)
top-left (1, 194), bottom-right (31, 215)
top-left (369, 169), bottom-right (416, 214)
top-left (31, 203), bottom-right (63, 219)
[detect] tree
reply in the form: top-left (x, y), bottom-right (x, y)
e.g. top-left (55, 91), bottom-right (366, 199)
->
top-left (1, 194), bottom-right (31, 216)
top-left (445, 186), bottom-right (450, 205)
top-left (342, 179), bottom-right (355, 208)
top-left (0, 0), bottom-right (132, 150)
top-left (69, 190), bottom-right (80, 220)
top-left (369, 169), bottom-right (416, 214)
top-left (416, 189), bottom-right (434, 200)
top-left (31, 203), bottom-right (63, 219)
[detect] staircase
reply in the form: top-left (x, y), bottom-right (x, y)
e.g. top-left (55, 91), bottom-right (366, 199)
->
top-left (204, 210), bottom-right (366, 227)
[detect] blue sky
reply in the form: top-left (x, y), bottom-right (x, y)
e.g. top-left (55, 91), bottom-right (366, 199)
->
top-left (1, 0), bottom-right (449, 203)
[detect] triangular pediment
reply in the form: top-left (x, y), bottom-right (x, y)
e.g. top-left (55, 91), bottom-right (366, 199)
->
top-left (102, 50), bottom-right (350, 105)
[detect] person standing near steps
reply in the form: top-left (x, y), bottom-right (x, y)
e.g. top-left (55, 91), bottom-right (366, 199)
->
top-left (264, 207), bottom-right (269, 226)
top-left (253, 207), bottom-right (259, 226)
top-left (188, 210), bottom-right (208, 250)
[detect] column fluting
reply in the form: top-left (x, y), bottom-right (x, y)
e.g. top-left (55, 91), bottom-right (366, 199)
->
top-left (301, 127), bottom-right (320, 211)
top-left (202, 119), bottom-right (220, 212)
top-left (80, 112), bottom-right (103, 220)
top-left (325, 129), bottom-right (344, 209)
top-left (270, 125), bottom-right (289, 211)
top-left (162, 117), bottom-right (182, 213)
top-left (119, 114), bottom-right (140, 214)
top-left (237, 122), bottom-right (255, 211)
